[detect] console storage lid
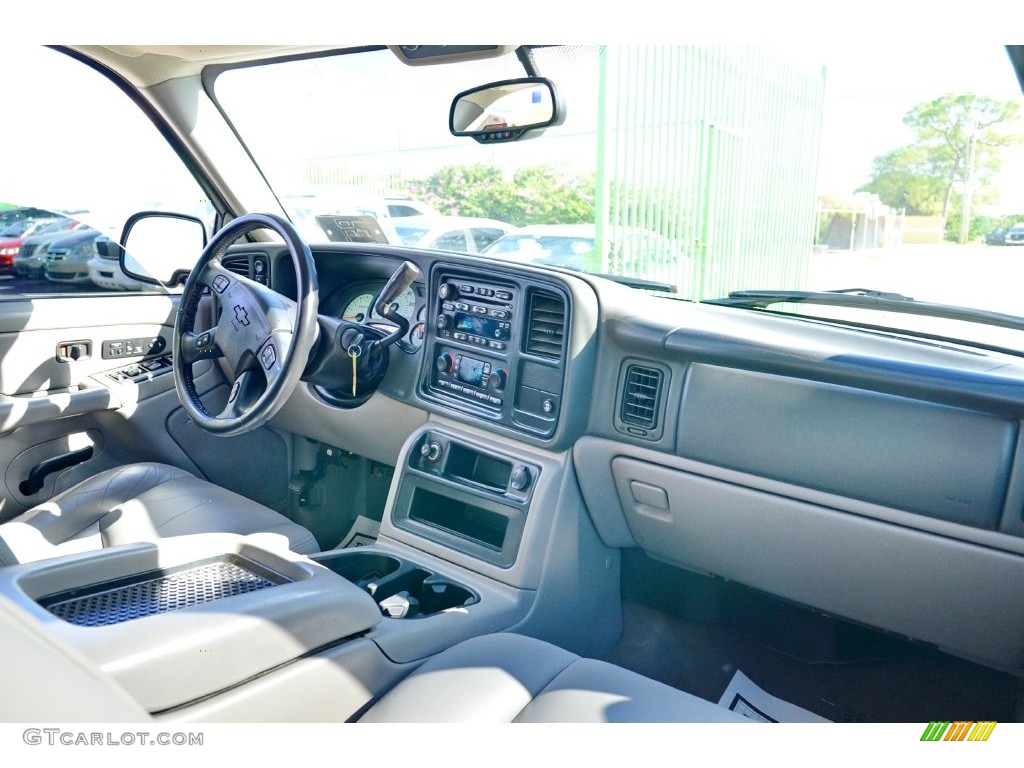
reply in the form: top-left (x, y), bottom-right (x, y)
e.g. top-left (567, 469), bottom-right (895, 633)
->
top-left (0, 533), bottom-right (382, 713)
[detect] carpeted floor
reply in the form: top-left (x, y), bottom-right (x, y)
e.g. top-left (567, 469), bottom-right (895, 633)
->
top-left (603, 551), bottom-right (1020, 723)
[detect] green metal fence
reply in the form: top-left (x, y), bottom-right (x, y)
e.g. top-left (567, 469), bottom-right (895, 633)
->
top-left (593, 46), bottom-right (826, 299)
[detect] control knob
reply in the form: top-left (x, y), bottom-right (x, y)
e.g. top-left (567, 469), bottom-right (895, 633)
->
top-left (509, 465), bottom-right (532, 492)
top-left (435, 353), bottom-right (455, 373)
top-left (438, 282), bottom-right (457, 300)
top-left (488, 367), bottom-right (509, 392)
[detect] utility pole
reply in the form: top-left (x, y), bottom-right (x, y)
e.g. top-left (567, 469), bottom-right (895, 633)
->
top-left (960, 119), bottom-right (978, 245)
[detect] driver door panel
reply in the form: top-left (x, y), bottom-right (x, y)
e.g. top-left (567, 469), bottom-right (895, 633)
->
top-left (0, 293), bottom-right (267, 520)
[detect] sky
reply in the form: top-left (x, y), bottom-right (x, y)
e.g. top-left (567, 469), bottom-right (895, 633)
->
top-left (799, 41), bottom-right (1024, 212)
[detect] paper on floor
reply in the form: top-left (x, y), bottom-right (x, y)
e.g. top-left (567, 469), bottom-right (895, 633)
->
top-left (718, 669), bottom-right (831, 723)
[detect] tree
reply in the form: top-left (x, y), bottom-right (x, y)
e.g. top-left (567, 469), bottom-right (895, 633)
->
top-left (858, 145), bottom-right (947, 215)
top-left (406, 164), bottom-right (594, 227)
top-left (858, 93), bottom-right (1022, 240)
top-left (904, 94), bottom-right (1021, 219)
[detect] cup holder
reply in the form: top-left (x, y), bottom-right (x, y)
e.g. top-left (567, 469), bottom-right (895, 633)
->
top-left (313, 551), bottom-right (401, 591)
top-left (312, 550), bottom-right (477, 619)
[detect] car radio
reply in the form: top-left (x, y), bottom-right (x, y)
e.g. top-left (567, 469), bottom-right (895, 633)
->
top-left (435, 279), bottom-right (515, 352)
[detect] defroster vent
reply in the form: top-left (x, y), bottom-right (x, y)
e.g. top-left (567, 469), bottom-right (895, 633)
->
top-left (524, 290), bottom-right (566, 359)
top-left (620, 365), bottom-right (663, 429)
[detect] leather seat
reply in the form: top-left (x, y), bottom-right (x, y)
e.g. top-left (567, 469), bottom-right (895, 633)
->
top-left (0, 462), bottom-right (318, 566)
top-left (0, 593), bottom-right (747, 723)
top-left (360, 633), bottom-right (748, 723)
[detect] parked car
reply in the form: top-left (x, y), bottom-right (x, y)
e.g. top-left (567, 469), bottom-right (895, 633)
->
top-left (12, 217), bottom-right (84, 278)
top-left (393, 215), bottom-right (515, 253)
top-left (86, 234), bottom-right (151, 291)
top-left (983, 225), bottom-right (1007, 243)
top-left (1005, 222), bottom-right (1024, 245)
top-left (485, 224), bottom-right (684, 286)
top-left (483, 223), bottom-right (598, 269)
top-left (4, 43), bottom-right (1024, 753)
top-left (385, 196), bottom-right (440, 218)
top-left (0, 217), bottom-right (58, 273)
top-left (43, 227), bottom-right (101, 283)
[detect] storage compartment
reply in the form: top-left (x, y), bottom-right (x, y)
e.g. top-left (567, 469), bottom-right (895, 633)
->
top-left (0, 533), bottom-right (383, 713)
top-left (38, 555), bottom-right (289, 628)
top-left (409, 486), bottom-right (509, 550)
top-left (445, 442), bottom-right (512, 492)
top-left (612, 456), bottom-right (1024, 670)
top-left (391, 474), bottom-right (527, 567)
top-left (312, 549), bottom-right (477, 619)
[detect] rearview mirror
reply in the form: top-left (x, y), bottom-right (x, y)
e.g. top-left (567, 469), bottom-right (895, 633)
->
top-left (120, 211), bottom-right (207, 286)
top-left (450, 77), bottom-right (563, 144)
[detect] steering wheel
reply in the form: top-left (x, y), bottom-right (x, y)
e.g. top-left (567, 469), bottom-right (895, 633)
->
top-left (173, 213), bottom-right (319, 436)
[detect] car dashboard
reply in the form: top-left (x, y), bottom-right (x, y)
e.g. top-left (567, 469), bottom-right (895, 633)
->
top-left (200, 239), bottom-right (1024, 677)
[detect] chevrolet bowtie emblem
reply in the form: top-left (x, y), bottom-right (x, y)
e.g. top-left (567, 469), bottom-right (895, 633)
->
top-left (233, 305), bottom-right (250, 326)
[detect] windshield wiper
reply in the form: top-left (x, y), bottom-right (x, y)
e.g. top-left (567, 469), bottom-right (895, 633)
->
top-left (595, 273), bottom-right (677, 293)
top-left (706, 288), bottom-right (1024, 333)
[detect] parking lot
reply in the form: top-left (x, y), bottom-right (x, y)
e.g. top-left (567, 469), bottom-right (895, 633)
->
top-left (0, 274), bottom-right (117, 296)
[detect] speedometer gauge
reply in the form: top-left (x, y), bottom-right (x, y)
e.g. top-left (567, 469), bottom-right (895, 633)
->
top-left (341, 286), bottom-right (417, 323)
top-left (342, 292), bottom-right (375, 322)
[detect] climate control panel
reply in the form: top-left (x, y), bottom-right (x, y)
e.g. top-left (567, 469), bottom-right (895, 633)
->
top-left (434, 348), bottom-right (509, 409)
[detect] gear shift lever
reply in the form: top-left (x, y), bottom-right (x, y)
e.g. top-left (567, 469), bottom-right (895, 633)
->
top-left (372, 261), bottom-right (422, 346)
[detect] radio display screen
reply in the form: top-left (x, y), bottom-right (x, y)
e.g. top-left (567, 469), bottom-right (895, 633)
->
top-left (454, 312), bottom-right (510, 340)
top-left (457, 355), bottom-right (488, 387)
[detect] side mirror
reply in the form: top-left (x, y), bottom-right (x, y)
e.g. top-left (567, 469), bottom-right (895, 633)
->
top-left (120, 211), bottom-right (207, 286)
top-left (449, 77), bottom-right (564, 144)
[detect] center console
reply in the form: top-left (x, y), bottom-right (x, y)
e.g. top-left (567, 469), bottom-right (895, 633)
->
top-left (0, 533), bottom-right (383, 714)
top-left (420, 265), bottom-right (570, 439)
top-left (388, 430), bottom-right (539, 566)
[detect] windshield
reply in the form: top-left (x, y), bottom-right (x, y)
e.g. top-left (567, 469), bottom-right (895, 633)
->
top-left (214, 44), bottom-right (1024, 350)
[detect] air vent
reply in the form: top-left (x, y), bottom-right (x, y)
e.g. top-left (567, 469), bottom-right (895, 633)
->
top-left (221, 252), bottom-right (269, 285)
top-left (525, 290), bottom-right (565, 359)
top-left (221, 253), bottom-right (253, 278)
top-left (620, 365), bottom-right (663, 429)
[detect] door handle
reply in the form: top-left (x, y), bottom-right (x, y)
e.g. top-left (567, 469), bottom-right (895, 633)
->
top-left (19, 446), bottom-right (94, 496)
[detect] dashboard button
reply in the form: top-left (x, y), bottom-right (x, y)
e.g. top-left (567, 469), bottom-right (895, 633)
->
top-left (260, 344), bottom-right (277, 370)
top-left (495, 290), bottom-right (512, 301)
